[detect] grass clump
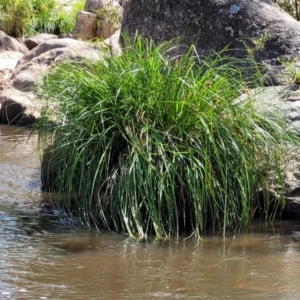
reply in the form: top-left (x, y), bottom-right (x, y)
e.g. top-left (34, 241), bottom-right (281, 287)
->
top-left (0, 0), bottom-right (84, 37)
top-left (281, 57), bottom-right (300, 85)
top-left (39, 36), bottom-right (292, 239)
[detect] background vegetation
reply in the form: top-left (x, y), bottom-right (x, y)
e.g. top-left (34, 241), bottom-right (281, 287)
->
top-left (0, 0), bottom-right (84, 37)
top-left (272, 0), bottom-right (300, 19)
top-left (39, 37), bottom-right (293, 239)
top-left (0, 0), bottom-right (299, 38)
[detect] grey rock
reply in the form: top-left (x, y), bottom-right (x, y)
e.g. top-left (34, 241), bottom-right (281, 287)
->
top-left (73, 11), bottom-right (98, 40)
top-left (121, 0), bottom-right (300, 61)
top-left (238, 85), bottom-right (300, 136)
top-left (103, 29), bottom-right (122, 56)
top-left (84, 0), bottom-right (120, 12)
top-left (25, 33), bottom-right (58, 50)
top-left (97, 20), bottom-right (119, 40)
top-left (12, 69), bottom-right (46, 91)
top-left (74, 1), bottom-right (122, 40)
top-left (0, 89), bottom-right (41, 126)
top-left (118, 0), bottom-right (129, 7)
top-left (96, 1), bottom-right (123, 40)
top-left (19, 38), bottom-right (101, 65)
top-left (281, 148), bottom-right (300, 220)
top-left (238, 85), bottom-right (300, 219)
top-left (84, 0), bottom-right (106, 11)
top-left (0, 69), bottom-right (13, 86)
top-left (0, 50), bottom-right (23, 70)
top-left (0, 38), bottom-right (103, 126)
top-left (0, 31), bottom-right (28, 54)
top-left (0, 51), bottom-right (24, 89)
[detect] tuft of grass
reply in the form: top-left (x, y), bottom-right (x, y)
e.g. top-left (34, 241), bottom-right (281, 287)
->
top-left (245, 31), bottom-right (273, 60)
top-left (38, 35), bottom-right (293, 239)
top-left (0, 0), bottom-right (84, 37)
top-left (280, 56), bottom-right (300, 85)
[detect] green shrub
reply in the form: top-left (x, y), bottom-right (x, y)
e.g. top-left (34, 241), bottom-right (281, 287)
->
top-left (0, 0), bottom-right (84, 37)
top-left (39, 36), bottom-right (293, 239)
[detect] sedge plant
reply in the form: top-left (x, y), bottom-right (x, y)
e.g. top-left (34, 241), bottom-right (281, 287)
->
top-left (39, 35), bottom-right (293, 239)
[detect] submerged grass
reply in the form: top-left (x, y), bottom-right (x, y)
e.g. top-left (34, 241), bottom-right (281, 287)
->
top-left (39, 36), bottom-right (292, 239)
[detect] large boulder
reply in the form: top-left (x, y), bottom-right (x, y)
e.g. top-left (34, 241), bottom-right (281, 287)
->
top-left (25, 33), bottom-right (58, 50)
top-left (0, 31), bottom-right (28, 54)
top-left (0, 38), bottom-right (103, 126)
top-left (121, 0), bottom-right (300, 61)
top-left (73, 11), bottom-right (98, 40)
top-left (84, 0), bottom-right (107, 11)
top-left (84, 0), bottom-right (125, 11)
top-left (238, 85), bottom-right (300, 136)
top-left (0, 51), bottom-right (24, 84)
top-left (73, 0), bottom-right (123, 40)
top-left (237, 85), bottom-right (300, 219)
top-left (0, 32), bottom-right (26, 92)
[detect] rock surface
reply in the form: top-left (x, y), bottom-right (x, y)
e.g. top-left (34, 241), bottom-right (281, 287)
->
top-left (0, 38), bottom-right (103, 125)
top-left (25, 33), bottom-right (58, 50)
top-left (121, 0), bottom-right (300, 61)
top-left (103, 29), bottom-right (121, 55)
top-left (238, 85), bottom-right (300, 219)
top-left (238, 85), bottom-right (300, 136)
top-left (0, 31), bottom-right (28, 54)
top-left (84, 0), bottom-right (107, 11)
top-left (73, 11), bottom-right (98, 40)
top-left (0, 51), bottom-right (24, 84)
top-left (282, 150), bottom-right (300, 220)
top-left (74, 0), bottom-right (123, 40)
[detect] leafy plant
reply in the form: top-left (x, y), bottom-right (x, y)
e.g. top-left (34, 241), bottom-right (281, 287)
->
top-left (38, 36), bottom-right (293, 239)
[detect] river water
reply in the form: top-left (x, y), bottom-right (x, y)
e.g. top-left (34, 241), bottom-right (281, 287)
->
top-left (1, 124), bottom-right (300, 300)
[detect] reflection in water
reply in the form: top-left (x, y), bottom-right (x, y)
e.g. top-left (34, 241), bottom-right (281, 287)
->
top-left (0, 125), bottom-right (41, 209)
top-left (1, 124), bottom-right (300, 300)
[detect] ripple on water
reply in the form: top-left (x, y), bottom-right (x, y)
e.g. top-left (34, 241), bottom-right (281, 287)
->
top-left (0, 127), bottom-right (42, 213)
top-left (2, 125), bottom-right (300, 300)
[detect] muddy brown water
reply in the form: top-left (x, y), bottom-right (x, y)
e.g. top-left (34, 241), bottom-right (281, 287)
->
top-left (1, 124), bottom-right (300, 300)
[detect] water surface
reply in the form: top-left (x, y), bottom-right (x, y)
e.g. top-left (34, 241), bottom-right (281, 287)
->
top-left (1, 124), bottom-right (300, 300)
